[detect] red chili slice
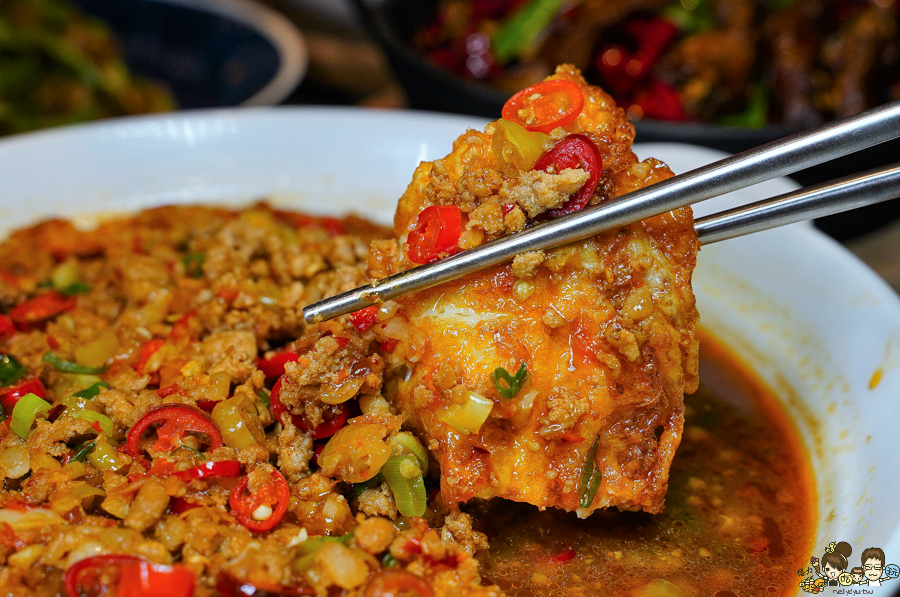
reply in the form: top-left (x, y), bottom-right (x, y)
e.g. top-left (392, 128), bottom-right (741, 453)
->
top-left (9, 291), bottom-right (76, 325)
top-left (349, 306), bottom-right (379, 332)
top-left (0, 377), bottom-right (47, 416)
top-left (270, 378), bottom-right (347, 439)
top-left (542, 547), bottom-right (577, 563)
top-left (136, 338), bottom-right (165, 375)
top-left (502, 79), bottom-right (585, 133)
top-left (215, 571), bottom-right (314, 596)
top-left (64, 554), bottom-right (195, 597)
top-left (363, 569), bottom-right (434, 597)
top-left (168, 496), bottom-right (200, 515)
top-left (406, 205), bottom-right (462, 264)
top-left (257, 349), bottom-right (299, 379)
top-left (175, 460), bottom-right (241, 482)
top-left (156, 384), bottom-right (184, 398)
top-left (0, 314), bottom-right (15, 340)
top-left (229, 469), bottom-right (290, 533)
top-left (533, 134), bottom-right (603, 217)
top-left (125, 405), bottom-right (223, 456)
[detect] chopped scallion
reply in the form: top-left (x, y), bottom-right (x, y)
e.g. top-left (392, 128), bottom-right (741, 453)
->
top-left (72, 381), bottom-right (109, 399)
top-left (438, 392), bottom-right (493, 435)
top-left (492, 363), bottom-right (528, 399)
top-left (381, 455), bottom-right (427, 517)
top-left (0, 354), bottom-right (26, 387)
top-left (256, 388), bottom-right (271, 411)
top-left (387, 431), bottom-right (428, 472)
top-left (10, 393), bottom-right (51, 439)
top-left (60, 281), bottom-right (91, 296)
top-left (42, 351), bottom-right (108, 374)
top-left (578, 434), bottom-right (603, 509)
top-left (353, 474), bottom-right (382, 497)
top-left (181, 252), bottom-right (205, 279)
top-left (71, 441), bottom-right (96, 462)
top-left (73, 410), bottom-right (114, 437)
top-left (382, 553), bottom-right (399, 568)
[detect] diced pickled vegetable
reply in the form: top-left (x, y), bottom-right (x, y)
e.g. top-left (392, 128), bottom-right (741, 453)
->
top-left (211, 397), bottom-right (266, 450)
top-left (492, 119), bottom-right (551, 175)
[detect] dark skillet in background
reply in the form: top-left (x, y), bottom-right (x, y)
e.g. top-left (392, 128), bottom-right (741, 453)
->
top-left (69, 0), bottom-right (307, 109)
top-left (350, 0), bottom-right (900, 241)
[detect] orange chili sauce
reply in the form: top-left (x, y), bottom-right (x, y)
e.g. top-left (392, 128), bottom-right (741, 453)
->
top-left (476, 329), bottom-right (816, 596)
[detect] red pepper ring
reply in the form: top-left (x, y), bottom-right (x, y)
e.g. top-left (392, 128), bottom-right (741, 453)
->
top-left (9, 291), bottom-right (76, 325)
top-left (175, 460), bottom-right (242, 482)
top-left (257, 349), bottom-right (299, 379)
top-left (270, 378), bottom-right (347, 439)
top-left (125, 404), bottom-right (224, 457)
top-left (502, 78), bottom-right (585, 134)
top-left (0, 377), bottom-right (47, 416)
top-left (229, 469), bottom-right (290, 533)
top-left (406, 205), bottom-right (462, 264)
top-left (64, 554), bottom-right (195, 597)
top-left (363, 569), bottom-right (434, 597)
top-left (533, 134), bottom-right (603, 218)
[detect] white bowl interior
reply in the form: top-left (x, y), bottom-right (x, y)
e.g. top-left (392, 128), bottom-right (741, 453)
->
top-left (2, 108), bottom-right (899, 590)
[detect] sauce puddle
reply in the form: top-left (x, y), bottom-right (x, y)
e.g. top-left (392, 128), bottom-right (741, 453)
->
top-left (477, 330), bottom-right (816, 597)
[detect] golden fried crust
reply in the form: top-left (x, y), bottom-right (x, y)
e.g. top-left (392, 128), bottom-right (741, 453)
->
top-left (374, 65), bottom-right (699, 515)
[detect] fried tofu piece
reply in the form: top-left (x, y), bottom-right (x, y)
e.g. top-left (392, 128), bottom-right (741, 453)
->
top-left (370, 65), bottom-right (699, 515)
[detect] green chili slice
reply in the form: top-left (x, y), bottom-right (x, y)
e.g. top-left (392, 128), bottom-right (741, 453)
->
top-left (492, 363), bottom-right (528, 399)
top-left (0, 354), bottom-right (26, 387)
top-left (10, 392), bottom-right (51, 439)
top-left (381, 455), bottom-right (427, 517)
top-left (71, 441), bottom-right (96, 462)
top-left (60, 281), bottom-right (91, 296)
top-left (72, 381), bottom-right (109, 399)
top-left (42, 351), bottom-right (108, 374)
top-left (578, 434), bottom-right (603, 509)
top-left (256, 388), bottom-right (271, 411)
top-left (181, 253), bottom-right (205, 279)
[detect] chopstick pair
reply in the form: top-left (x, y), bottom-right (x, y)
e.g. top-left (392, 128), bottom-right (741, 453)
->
top-left (304, 101), bottom-right (900, 324)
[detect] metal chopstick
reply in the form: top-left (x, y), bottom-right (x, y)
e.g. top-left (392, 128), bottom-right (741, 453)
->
top-left (696, 162), bottom-right (900, 244)
top-left (304, 100), bottom-right (900, 323)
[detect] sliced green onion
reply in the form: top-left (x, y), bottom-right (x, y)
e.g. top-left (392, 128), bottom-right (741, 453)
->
top-left (73, 410), bottom-right (114, 437)
top-left (381, 455), bottom-right (427, 518)
top-left (71, 441), bottom-right (96, 462)
top-left (60, 281), bottom-right (91, 296)
top-left (181, 252), bottom-right (205, 279)
top-left (72, 382), bottom-right (109, 399)
top-left (438, 392), bottom-right (493, 435)
top-left (492, 363), bottom-right (528, 399)
top-left (86, 437), bottom-right (125, 471)
top-left (256, 388), bottom-right (271, 411)
top-left (578, 434), bottom-right (603, 509)
top-left (492, 0), bottom-right (563, 64)
top-left (0, 354), bottom-right (26, 387)
top-left (42, 352), bottom-right (108, 374)
top-left (387, 431), bottom-right (428, 472)
top-left (293, 532), bottom-right (354, 571)
top-left (353, 474), bottom-right (382, 497)
top-left (382, 553), bottom-right (399, 568)
top-left (10, 392), bottom-right (51, 439)
top-left (50, 260), bottom-right (80, 291)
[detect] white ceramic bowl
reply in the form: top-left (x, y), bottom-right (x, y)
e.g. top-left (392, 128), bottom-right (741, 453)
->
top-left (1, 109), bottom-right (899, 594)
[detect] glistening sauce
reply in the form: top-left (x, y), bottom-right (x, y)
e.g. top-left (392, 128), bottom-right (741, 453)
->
top-left (477, 330), bottom-right (816, 596)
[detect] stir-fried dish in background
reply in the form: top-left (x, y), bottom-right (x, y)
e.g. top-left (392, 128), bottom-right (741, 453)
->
top-left (0, 0), bottom-right (173, 136)
top-left (0, 66), bottom-right (814, 596)
top-left (414, 0), bottom-right (899, 127)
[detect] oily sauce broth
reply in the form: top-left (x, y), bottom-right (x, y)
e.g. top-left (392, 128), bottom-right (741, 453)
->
top-left (476, 331), bottom-right (816, 596)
